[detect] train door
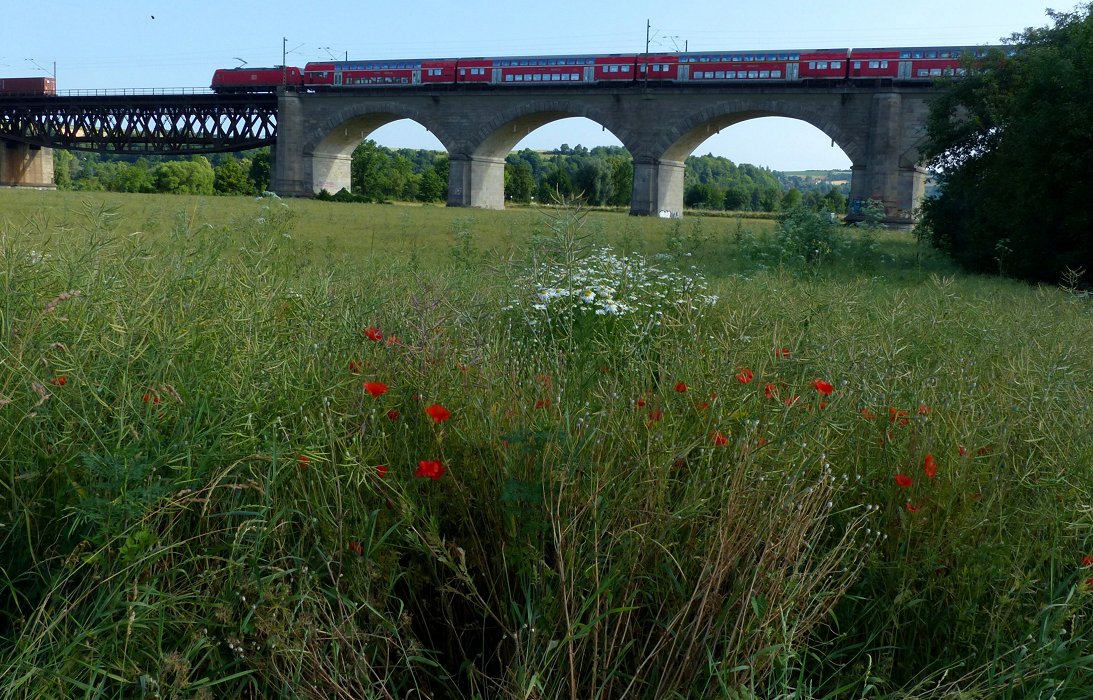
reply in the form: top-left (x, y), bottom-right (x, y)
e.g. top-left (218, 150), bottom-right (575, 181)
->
top-left (898, 61), bottom-right (912, 79)
top-left (787, 62), bottom-right (799, 80)
top-left (334, 71), bottom-right (343, 86)
top-left (584, 65), bottom-right (594, 82)
top-left (679, 64), bottom-right (690, 81)
top-left (413, 69), bottom-right (421, 85)
top-left (492, 67), bottom-right (502, 84)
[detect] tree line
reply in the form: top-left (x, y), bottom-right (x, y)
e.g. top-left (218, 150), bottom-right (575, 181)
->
top-left (54, 142), bottom-right (849, 215)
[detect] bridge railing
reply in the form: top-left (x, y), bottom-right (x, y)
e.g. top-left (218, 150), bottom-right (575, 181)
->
top-left (55, 87), bottom-right (216, 97)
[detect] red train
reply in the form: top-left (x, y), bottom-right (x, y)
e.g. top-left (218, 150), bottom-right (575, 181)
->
top-left (211, 46), bottom-right (1004, 93)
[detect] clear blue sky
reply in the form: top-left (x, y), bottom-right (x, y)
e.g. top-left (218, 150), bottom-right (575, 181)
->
top-left (2, 1), bottom-right (1067, 171)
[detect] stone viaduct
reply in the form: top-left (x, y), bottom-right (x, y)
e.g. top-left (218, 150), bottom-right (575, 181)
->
top-left (271, 85), bottom-right (935, 223)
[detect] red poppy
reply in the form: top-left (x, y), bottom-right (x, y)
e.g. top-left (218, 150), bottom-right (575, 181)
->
top-left (776, 346), bottom-right (791, 358)
top-left (386, 409), bottom-right (400, 421)
top-left (535, 399), bottom-right (551, 409)
top-left (818, 401), bottom-right (828, 410)
top-left (647, 408), bottom-right (663, 423)
top-left (712, 431), bottom-right (730, 446)
top-left (674, 382), bottom-right (688, 393)
top-left (50, 375), bottom-right (67, 386)
top-left (757, 437), bottom-right (768, 448)
top-left (924, 453), bottom-right (937, 479)
top-left (424, 403), bottom-right (451, 423)
top-left (764, 383), bottom-right (779, 399)
top-left (635, 398), bottom-right (646, 408)
top-left (811, 379), bottom-right (834, 396)
top-left (142, 392), bottom-right (161, 405)
top-left (415, 459), bottom-right (446, 480)
top-left (348, 360), bottom-right (362, 374)
top-left (297, 454), bottom-right (310, 469)
top-left (736, 368), bottom-right (754, 384)
top-left (905, 502), bottom-right (920, 513)
top-left (363, 381), bottom-right (389, 397)
top-left (364, 326), bottom-right (383, 342)
top-left (376, 464), bottom-right (389, 477)
top-left (385, 335), bottom-right (401, 347)
top-left (1082, 555), bottom-right (1093, 567)
top-left (348, 540), bottom-right (363, 556)
top-left (958, 445), bottom-right (968, 457)
top-left (917, 404), bottom-right (932, 416)
top-left (889, 407), bottom-right (910, 426)
top-left (895, 474), bottom-right (913, 488)
top-left (860, 407), bottom-right (877, 420)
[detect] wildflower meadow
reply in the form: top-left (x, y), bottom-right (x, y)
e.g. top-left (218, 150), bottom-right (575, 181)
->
top-left (0, 190), bottom-right (1091, 699)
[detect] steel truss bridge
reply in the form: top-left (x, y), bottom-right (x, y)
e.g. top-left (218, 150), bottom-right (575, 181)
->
top-left (0, 91), bottom-right (278, 155)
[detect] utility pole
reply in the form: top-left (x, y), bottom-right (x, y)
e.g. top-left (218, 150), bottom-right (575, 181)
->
top-left (646, 19), bottom-right (651, 54)
top-left (282, 37), bottom-right (287, 88)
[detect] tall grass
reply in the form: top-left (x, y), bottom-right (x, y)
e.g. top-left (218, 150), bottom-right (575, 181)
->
top-left (0, 193), bottom-right (1091, 698)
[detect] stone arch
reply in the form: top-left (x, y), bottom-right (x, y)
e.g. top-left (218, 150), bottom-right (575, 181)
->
top-left (450, 98), bottom-right (632, 210)
top-left (631, 98), bottom-right (866, 217)
top-left (302, 102), bottom-right (455, 194)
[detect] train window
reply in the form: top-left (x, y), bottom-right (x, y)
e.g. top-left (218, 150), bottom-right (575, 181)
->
top-left (532, 74), bottom-right (541, 81)
top-left (809, 62), bottom-right (816, 69)
top-left (917, 69), bottom-right (929, 77)
top-left (779, 54), bottom-right (788, 60)
top-left (900, 52), bottom-right (911, 59)
top-left (572, 73), bottom-right (579, 80)
top-left (854, 61), bottom-right (861, 69)
top-left (715, 71), bottom-right (724, 78)
top-left (881, 61), bottom-right (888, 69)
top-left (832, 61), bottom-right (841, 69)
top-left (772, 70), bottom-right (782, 78)
top-left (459, 69), bottom-right (465, 76)
top-left (623, 65), bottom-right (630, 71)
top-left (726, 71), bottom-right (736, 79)
top-left (913, 51), bottom-right (923, 59)
top-left (869, 61), bottom-right (880, 69)
top-left (817, 61), bottom-right (829, 69)
top-left (505, 75), bottom-right (513, 81)
top-left (930, 68), bottom-right (942, 76)
top-left (759, 70), bottom-right (770, 78)
top-left (926, 51), bottom-right (937, 59)
top-left (551, 74), bottom-right (560, 80)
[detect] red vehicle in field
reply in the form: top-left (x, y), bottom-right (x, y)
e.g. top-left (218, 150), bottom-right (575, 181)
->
top-left (0, 77), bottom-right (56, 96)
top-left (210, 66), bottom-right (303, 92)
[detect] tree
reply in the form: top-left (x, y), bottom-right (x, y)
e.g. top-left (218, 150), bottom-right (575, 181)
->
top-left (506, 162), bottom-right (535, 203)
top-left (152, 157), bottom-right (214, 195)
top-left (214, 156), bottom-right (253, 195)
top-left (249, 150), bottom-right (272, 193)
top-left (919, 5), bottom-right (1093, 283)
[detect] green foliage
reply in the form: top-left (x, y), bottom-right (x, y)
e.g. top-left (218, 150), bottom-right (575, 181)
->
top-left (1, 193), bottom-right (1091, 698)
top-left (919, 4), bottom-right (1093, 283)
top-left (213, 156), bottom-right (254, 195)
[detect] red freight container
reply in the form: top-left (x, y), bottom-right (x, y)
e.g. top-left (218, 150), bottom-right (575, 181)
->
top-left (0, 77), bottom-right (56, 95)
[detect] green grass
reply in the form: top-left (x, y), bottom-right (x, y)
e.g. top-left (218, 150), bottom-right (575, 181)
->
top-left (1, 190), bottom-right (1091, 698)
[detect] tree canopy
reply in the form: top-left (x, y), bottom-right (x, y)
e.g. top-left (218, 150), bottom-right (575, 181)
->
top-left (919, 3), bottom-right (1093, 283)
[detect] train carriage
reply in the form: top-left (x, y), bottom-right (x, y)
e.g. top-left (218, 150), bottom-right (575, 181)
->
top-left (679, 50), bottom-right (796, 83)
top-left (492, 54), bottom-right (599, 85)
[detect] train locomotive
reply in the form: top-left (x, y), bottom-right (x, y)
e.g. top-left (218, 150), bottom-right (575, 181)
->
top-left (211, 46), bottom-right (1002, 93)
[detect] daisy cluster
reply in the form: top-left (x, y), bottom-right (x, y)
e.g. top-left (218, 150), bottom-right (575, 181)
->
top-left (506, 247), bottom-right (719, 321)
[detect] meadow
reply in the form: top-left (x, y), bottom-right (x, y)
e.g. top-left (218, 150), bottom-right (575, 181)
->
top-left (0, 188), bottom-right (1091, 699)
